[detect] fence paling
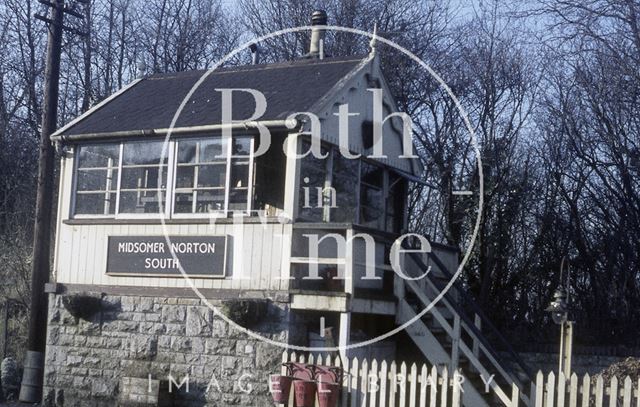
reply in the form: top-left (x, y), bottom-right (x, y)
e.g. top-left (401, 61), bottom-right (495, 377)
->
top-left (280, 352), bottom-right (467, 407)
top-left (531, 369), bottom-right (640, 407)
top-left (281, 351), bottom-right (640, 407)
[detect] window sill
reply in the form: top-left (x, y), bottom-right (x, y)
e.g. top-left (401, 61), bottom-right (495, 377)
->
top-left (63, 216), bottom-right (287, 225)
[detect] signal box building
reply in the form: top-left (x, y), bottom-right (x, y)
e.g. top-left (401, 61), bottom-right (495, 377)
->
top-left (42, 14), bottom-right (530, 407)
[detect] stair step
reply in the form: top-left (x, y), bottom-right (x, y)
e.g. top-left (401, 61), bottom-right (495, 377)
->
top-left (427, 324), bottom-right (446, 334)
top-left (432, 328), bottom-right (452, 339)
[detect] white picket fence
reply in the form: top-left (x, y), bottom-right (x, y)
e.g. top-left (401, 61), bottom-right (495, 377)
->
top-left (280, 352), bottom-right (640, 407)
top-left (281, 352), bottom-right (466, 407)
top-left (533, 371), bottom-right (640, 407)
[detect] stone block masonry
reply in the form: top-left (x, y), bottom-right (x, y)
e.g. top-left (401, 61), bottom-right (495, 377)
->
top-left (43, 292), bottom-right (293, 407)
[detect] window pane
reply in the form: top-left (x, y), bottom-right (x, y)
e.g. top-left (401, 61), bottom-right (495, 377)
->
top-left (230, 161), bottom-right (249, 188)
top-left (360, 205), bottom-right (383, 227)
top-left (174, 138), bottom-right (229, 214)
top-left (199, 138), bottom-right (225, 161)
top-left (178, 138), bottom-right (226, 164)
top-left (174, 192), bottom-right (194, 213)
top-left (119, 141), bottom-right (168, 214)
top-left (76, 169), bottom-right (118, 192)
top-left (175, 166), bottom-right (195, 189)
top-left (231, 137), bottom-right (251, 156)
top-left (119, 190), bottom-right (164, 213)
top-left (196, 190), bottom-right (225, 212)
top-left (177, 140), bottom-right (197, 164)
top-left (77, 144), bottom-right (119, 168)
top-left (228, 189), bottom-right (248, 211)
top-left (199, 164), bottom-right (226, 188)
top-left (334, 154), bottom-right (359, 178)
top-left (75, 192), bottom-right (116, 215)
top-left (121, 166), bottom-right (167, 190)
top-left (298, 142), bottom-right (328, 221)
top-left (299, 185), bottom-right (323, 219)
top-left (386, 174), bottom-right (405, 232)
top-left (363, 185), bottom-right (383, 204)
top-left (361, 162), bottom-right (384, 187)
top-left (122, 141), bottom-right (168, 165)
top-left (359, 162), bottom-right (384, 228)
top-left (333, 187), bottom-right (357, 222)
top-left (331, 155), bottom-right (358, 223)
top-left (253, 134), bottom-right (286, 213)
top-left (74, 144), bottom-right (120, 216)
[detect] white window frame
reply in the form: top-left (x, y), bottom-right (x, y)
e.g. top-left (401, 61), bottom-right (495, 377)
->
top-left (114, 141), bottom-right (172, 219)
top-left (227, 136), bottom-right (255, 216)
top-left (70, 135), bottom-right (256, 220)
top-left (170, 136), bottom-right (255, 218)
top-left (72, 143), bottom-right (122, 219)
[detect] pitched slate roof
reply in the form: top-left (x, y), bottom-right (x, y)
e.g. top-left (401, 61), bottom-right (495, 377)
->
top-left (59, 57), bottom-right (365, 136)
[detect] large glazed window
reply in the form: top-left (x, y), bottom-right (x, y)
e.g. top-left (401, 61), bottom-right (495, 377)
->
top-left (119, 141), bottom-right (168, 214)
top-left (71, 135), bottom-right (255, 218)
top-left (331, 153), bottom-right (359, 223)
top-left (174, 138), bottom-right (228, 214)
top-left (295, 139), bottom-right (405, 231)
top-left (74, 144), bottom-right (120, 215)
top-left (173, 136), bottom-right (253, 214)
top-left (386, 172), bottom-right (405, 233)
top-left (228, 137), bottom-right (253, 212)
top-left (359, 161), bottom-right (384, 229)
top-left (253, 134), bottom-right (286, 216)
top-left (298, 141), bottom-right (329, 221)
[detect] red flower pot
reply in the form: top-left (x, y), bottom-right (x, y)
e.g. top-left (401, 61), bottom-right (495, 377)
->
top-left (269, 375), bottom-right (294, 404)
top-left (317, 381), bottom-right (340, 407)
top-left (293, 380), bottom-right (317, 407)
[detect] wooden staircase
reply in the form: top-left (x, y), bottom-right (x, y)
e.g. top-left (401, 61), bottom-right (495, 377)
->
top-left (395, 244), bottom-right (534, 406)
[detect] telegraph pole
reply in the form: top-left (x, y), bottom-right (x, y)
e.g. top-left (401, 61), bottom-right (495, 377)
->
top-left (20, 0), bottom-right (86, 402)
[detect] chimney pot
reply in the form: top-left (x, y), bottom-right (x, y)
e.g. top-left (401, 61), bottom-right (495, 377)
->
top-left (309, 10), bottom-right (327, 57)
top-left (249, 43), bottom-right (260, 65)
top-left (311, 10), bottom-right (327, 26)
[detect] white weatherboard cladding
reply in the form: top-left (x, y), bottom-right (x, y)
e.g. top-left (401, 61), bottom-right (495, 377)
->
top-left (55, 221), bottom-right (291, 290)
top-left (54, 156), bottom-right (291, 289)
top-left (307, 58), bottom-right (417, 174)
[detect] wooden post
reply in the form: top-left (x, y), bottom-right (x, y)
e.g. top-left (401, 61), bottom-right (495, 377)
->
top-left (1, 301), bottom-right (8, 359)
top-left (283, 132), bottom-right (300, 220)
top-left (510, 382), bottom-right (520, 407)
top-left (24, 0), bottom-right (64, 366)
top-left (450, 315), bottom-right (461, 373)
top-left (339, 228), bottom-right (354, 363)
top-left (21, 0), bottom-right (83, 402)
top-left (562, 321), bottom-right (574, 378)
top-left (472, 314), bottom-right (481, 358)
top-left (26, 0), bottom-right (63, 353)
top-left (338, 312), bottom-right (350, 363)
top-left (558, 322), bottom-right (565, 377)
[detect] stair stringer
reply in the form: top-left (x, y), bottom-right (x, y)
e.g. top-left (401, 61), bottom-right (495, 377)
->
top-left (397, 299), bottom-right (490, 407)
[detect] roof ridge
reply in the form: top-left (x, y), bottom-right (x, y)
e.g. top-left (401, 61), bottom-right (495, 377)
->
top-left (146, 56), bottom-right (368, 80)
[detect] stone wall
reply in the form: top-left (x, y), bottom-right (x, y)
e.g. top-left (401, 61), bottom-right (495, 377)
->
top-left (43, 292), bottom-right (292, 407)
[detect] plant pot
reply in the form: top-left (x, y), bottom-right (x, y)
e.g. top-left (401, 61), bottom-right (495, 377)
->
top-left (293, 380), bottom-right (317, 407)
top-left (62, 293), bottom-right (102, 320)
top-left (317, 381), bottom-right (340, 407)
top-left (269, 375), bottom-right (294, 404)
